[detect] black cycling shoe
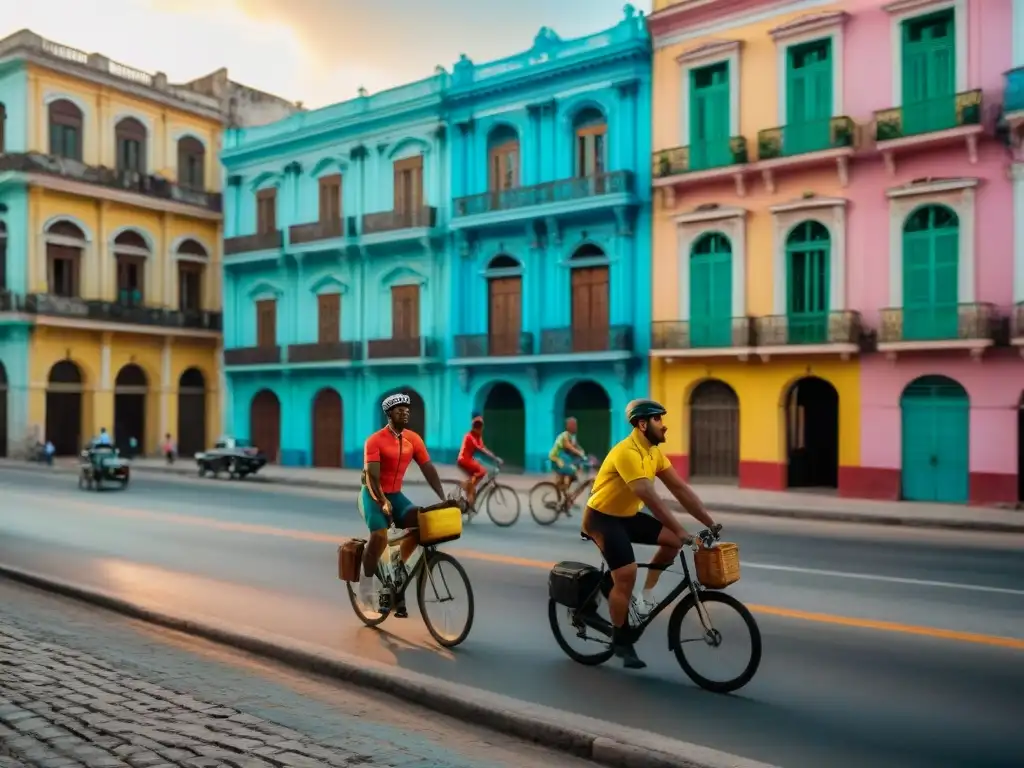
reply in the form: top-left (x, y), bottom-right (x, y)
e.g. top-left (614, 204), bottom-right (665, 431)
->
top-left (394, 599), bottom-right (409, 619)
top-left (612, 628), bottom-right (647, 670)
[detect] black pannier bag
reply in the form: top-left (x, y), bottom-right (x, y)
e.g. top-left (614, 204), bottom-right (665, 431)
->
top-left (549, 561), bottom-right (603, 609)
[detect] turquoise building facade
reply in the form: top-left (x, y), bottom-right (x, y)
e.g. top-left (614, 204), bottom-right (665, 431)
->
top-left (0, 61), bottom-right (33, 456)
top-left (220, 74), bottom-right (450, 467)
top-left (443, 8), bottom-right (652, 470)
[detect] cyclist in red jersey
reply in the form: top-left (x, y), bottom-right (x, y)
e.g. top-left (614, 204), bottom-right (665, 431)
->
top-left (456, 414), bottom-right (502, 506)
top-left (358, 392), bottom-right (446, 616)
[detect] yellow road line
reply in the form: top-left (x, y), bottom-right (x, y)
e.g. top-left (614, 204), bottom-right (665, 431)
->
top-left (7, 492), bottom-right (1024, 651)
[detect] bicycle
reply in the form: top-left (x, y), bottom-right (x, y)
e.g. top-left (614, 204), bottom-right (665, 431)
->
top-left (547, 524), bottom-right (761, 693)
top-left (346, 499), bottom-right (475, 648)
top-left (527, 456), bottom-right (597, 526)
top-left (445, 463), bottom-right (520, 527)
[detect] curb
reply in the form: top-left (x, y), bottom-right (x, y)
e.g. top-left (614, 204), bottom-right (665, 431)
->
top-left (0, 562), bottom-right (779, 768)
top-left (5, 460), bottom-right (1024, 534)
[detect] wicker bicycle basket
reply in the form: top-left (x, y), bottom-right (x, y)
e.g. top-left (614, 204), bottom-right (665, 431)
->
top-left (694, 542), bottom-right (740, 589)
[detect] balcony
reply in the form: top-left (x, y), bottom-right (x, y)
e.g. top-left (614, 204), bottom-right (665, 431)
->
top-left (288, 216), bottom-right (356, 247)
top-left (0, 289), bottom-right (20, 312)
top-left (754, 311), bottom-right (862, 360)
top-left (1004, 68), bottom-right (1024, 143)
top-left (286, 341), bottom-right (362, 364)
top-left (366, 336), bottom-right (439, 361)
top-left (650, 318), bottom-right (755, 360)
top-left (452, 332), bottom-right (535, 359)
top-left (224, 230), bottom-right (283, 256)
top-left (755, 117), bottom-right (856, 191)
top-left (0, 152), bottom-right (222, 215)
top-left (873, 90), bottom-right (983, 173)
top-left (22, 293), bottom-right (222, 333)
top-left (224, 346), bottom-right (281, 366)
top-left (1010, 303), bottom-right (1024, 355)
top-left (652, 137), bottom-right (748, 204)
top-left (361, 206), bottom-right (437, 236)
top-left (539, 326), bottom-right (633, 356)
top-left (452, 171), bottom-right (635, 225)
top-left (876, 303), bottom-right (997, 359)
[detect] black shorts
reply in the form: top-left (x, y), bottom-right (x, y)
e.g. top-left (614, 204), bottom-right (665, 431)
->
top-left (584, 507), bottom-right (664, 571)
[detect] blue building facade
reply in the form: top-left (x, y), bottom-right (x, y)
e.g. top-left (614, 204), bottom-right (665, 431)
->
top-left (220, 74), bottom-right (451, 467)
top-left (442, 8), bottom-right (652, 470)
top-left (0, 61), bottom-right (34, 456)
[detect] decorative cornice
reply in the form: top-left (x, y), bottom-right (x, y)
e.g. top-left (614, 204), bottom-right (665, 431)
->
top-left (615, 79), bottom-right (639, 96)
top-left (676, 39), bottom-right (742, 67)
top-left (376, 142), bottom-right (389, 155)
top-left (882, 0), bottom-right (950, 15)
top-left (349, 145), bottom-right (368, 161)
top-left (769, 11), bottom-right (849, 42)
top-left (672, 204), bottom-right (747, 225)
top-left (284, 161), bottom-right (302, 175)
top-left (886, 177), bottom-right (980, 199)
top-left (769, 195), bottom-right (848, 214)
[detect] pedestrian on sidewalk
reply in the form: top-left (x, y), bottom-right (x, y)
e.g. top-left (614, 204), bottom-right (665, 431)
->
top-left (162, 433), bottom-right (176, 464)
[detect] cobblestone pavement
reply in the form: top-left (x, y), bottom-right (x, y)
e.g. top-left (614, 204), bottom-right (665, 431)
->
top-left (0, 579), bottom-right (596, 768)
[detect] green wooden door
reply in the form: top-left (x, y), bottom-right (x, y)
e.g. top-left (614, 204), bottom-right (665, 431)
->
top-left (564, 381), bottom-right (611, 460)
top-left (900, 376), bottom-right (969, 503)
top-left (690, 233), bottom-right (733, 348)
top-left (786, 221), bottom-right (830, 344)
top-left (689, 62), bottom-right (731, 170)
top-left (482, 383), bottom-right (526, 471)
top-left (901, 10), bottom-right (955, 135)
top-left (786, 39), bottom-right (832, 155)
top-left (902, 205), bottom-right (959, 340)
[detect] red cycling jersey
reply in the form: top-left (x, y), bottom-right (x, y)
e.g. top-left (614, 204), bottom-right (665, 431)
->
top-left (364, 426), bottom-right (429, 494)
top-left (457, 431), bottom-right (483, 463)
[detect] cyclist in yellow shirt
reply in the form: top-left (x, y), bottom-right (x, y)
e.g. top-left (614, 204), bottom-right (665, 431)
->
top-left (582, 399), bottom-right (719, 669)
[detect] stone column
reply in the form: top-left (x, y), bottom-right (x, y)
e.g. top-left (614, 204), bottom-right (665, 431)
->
top-left (159, 337), bottom-right (172, 444)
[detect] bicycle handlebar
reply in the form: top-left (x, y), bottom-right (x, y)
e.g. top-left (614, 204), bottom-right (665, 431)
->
top-left (683, 523), bottom-right (723, 551)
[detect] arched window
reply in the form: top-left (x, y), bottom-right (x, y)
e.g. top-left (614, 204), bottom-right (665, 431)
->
top-left (689, 233), bottom-right (732, 348)
top-left (177, 136), bottom-right (206, 190)
top-left (45, 220), bottom-right (86, 297)
top-left (902, 204), bottom-right (959, 340)
top-left (572, 107), bottom-right (607, 178)
top-left (487, 125), bottom-right (519, 192)
top-left (176, 239), bottom-right (208, 313)
top-left (49, 99), bottom-right (83, 160)
top-left (786, 221), bottom-right (831, 344)
top-left (115, 117), bottom-right (147, 174)
top-left (114, 230), bottom-right (149, 307)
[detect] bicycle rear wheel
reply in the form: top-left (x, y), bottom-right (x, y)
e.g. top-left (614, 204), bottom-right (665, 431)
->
top-left (528, 482), bottom-right (563, 525)
top-left (417, 551), bottom-right (474, 648)
top-left (668, 590), bottom-right (761, 693)
top-left (548, 599), bottom-right (615, 666)
top-left (484, 483), bottom-right (520, 527)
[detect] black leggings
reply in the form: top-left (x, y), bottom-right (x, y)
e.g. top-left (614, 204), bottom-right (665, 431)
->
top-left (584, 507), bottom-right (664, 571)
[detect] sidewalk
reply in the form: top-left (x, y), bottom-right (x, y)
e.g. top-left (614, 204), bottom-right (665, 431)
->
top-left (0, 577), bottom-right (601, 768)
top-left (3, 456), bottom-right (1024, 533)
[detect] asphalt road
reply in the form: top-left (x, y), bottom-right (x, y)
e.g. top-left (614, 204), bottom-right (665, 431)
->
top-left (0, 467), bottom-right (1022, 768)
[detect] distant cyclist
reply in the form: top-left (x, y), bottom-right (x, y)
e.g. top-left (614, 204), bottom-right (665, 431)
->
top-left (359, 393), bottom-right (446, 617)
top-left (582, 399), bottom-right (719, 669)
top-left (456, 414), bottom-right (502, 507)
top-left (549, 417), bottom-right (587, 494)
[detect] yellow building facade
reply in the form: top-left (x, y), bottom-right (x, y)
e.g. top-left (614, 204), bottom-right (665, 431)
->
top-left (1, 35), bottom-right (224, 456)
top-left (648, 2), bottom-right (861, 492)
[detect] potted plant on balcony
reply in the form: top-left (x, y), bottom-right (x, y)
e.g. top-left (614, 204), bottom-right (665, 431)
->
top-left (875, 117), bottom-right (903, 142)
top-left (831, 120), bottom-right (854, 148)
top-left (657, 151), bottom-right (672, 177)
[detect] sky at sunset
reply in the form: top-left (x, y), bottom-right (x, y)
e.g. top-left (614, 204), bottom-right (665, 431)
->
top-left (2, 0), bottom-right (653, 108)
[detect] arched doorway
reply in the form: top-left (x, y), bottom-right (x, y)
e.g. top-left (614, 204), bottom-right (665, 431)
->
top-left (250, 390), bottom-right (281, 463)
top-left (564, 381), bottom-right (611, 459)
top-left (689, 380), bottom-right (739, 481)
top-left (312, 388), bottom-right (343, 468)
top-left (46, 360), bottom-right (83, 456)
top-left (114, 364), bottom-right (147, 455)
top-left (900, 375), bottom-right (969, 503)
top-left (0, 362), bottom-right (7, 458)
top-left (377, 388), bottom-right (426, 440)
top-left (785, 377), bottom-right (839, 488)
top-left (177, 368), bottom-right (206, 457)
top-left (483, 382), bottom-right (526, 470)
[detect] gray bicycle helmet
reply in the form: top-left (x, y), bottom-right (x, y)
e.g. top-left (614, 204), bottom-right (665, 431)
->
top-left (625, 398), bottom-right (667, 425)
top-left (381, 392), bottom-right (411, 413)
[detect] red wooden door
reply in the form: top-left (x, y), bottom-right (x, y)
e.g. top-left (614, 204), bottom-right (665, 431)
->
top-left (250, 390), bottom-right (280, 463)
top-left (312, 388), bottom-right (343, 468)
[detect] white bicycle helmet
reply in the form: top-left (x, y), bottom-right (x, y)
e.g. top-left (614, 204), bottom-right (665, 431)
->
top-left (381, 393), bottom-right (411, 413)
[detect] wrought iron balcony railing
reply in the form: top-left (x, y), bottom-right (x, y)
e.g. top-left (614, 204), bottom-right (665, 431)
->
top-left (223, 346), bottom-right (281, 365)
top-left (878, 303), bottom-right (996, 343)
top-left (286, 341), bottom-right (362, 363)
top-left (1012, 302), bottom-right (1024, 338)
top-left (874, 89), bottom-right (982, 141)
top-left (653, 137), bottom-right (748, 178)
top-left (651, 318), bottom-right (755, 350)
top-left (453, 171), bottom-right (634, 217)
top-left (757, 117), bottom-right (856, 160)
top-left (453, 332), bottom-right (534, 357)
top-left (539, 325), bottom-right (633, 355)
top-left (366, 336), bottom-right (438, 359)
top-left (361, 206), bottom-right (437, 234)
top-left (23, 293), bottom-right (222, 330)
top-left (1005, 67), bottom-right (1024, 114)
top-left (288, 217), bottom-right (346, 245)
top-left (224, 230), bottom-right (283, 255)
top-left (755, 311), bottom-right (862, 346)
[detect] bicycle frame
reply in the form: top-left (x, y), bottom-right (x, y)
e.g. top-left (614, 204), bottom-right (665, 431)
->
top-left (375, 499), bottom-right (465, 606)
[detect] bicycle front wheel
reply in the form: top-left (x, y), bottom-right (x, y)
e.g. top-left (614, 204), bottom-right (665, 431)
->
top-left (528, 482), bottom-right (563, 525)
top-left (484, 483), bottom-right (520, 527)
top-left (417, 551), bottom-right (475, 648)
top-left (668, 590), bottom-right (761, 694)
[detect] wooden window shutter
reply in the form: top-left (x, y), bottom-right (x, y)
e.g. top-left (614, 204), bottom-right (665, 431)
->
top-left (257, 189), bottom-right (277, 233)
top-left (256, 299), bottom-right (276, 347)
top-left (318, 174), bottom-right (342, 222)
top-left (317, 293), bottom-right (340, 343)
top-left (390, 285), bottom-right (420, 339)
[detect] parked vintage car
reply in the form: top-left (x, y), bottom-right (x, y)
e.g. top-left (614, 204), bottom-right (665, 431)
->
top-left (78, 444), bottom-right (130, 490)
top-left (195, 436), bottom-right (267, 479)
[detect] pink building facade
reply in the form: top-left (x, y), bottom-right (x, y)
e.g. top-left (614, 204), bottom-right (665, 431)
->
top-left (842, 0), bottom-right (1021, 504)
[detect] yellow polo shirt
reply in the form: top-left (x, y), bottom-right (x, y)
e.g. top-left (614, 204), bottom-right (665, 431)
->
top-left (585, 430), bottom-right (671, 517)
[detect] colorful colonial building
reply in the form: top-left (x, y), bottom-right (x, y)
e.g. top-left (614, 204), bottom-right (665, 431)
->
top-left (219, 73), bottom-right (450, 467)
top-left (649, 0), bottom-right (1021, 504)
top-left (444, 8), bottom-right (652, 470)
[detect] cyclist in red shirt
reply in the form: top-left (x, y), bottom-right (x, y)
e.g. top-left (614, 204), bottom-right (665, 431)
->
top-left (456, 414), bottom-right (502, 506)
top-left (358, 392), bottom-right (446, 616)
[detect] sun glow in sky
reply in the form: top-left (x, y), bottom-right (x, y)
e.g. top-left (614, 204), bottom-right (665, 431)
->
top-left (3, 0), bottom-right (653, 108)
